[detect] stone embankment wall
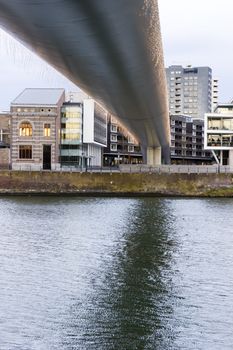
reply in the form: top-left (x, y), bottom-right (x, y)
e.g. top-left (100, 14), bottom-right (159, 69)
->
top-left (0, 171), bottom-right (233, 196)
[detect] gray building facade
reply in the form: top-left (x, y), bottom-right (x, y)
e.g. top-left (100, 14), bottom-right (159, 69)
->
top-left (166, 65), bottom-right (214, 119)
top-left (171, 114), bottom-right (212, 164)
top-left (103, 115), bottom-right (142, 166)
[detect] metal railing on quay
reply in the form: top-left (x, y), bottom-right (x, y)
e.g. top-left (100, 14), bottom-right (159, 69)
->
top-left (2, 164), bottom-right (233, 174)
top-left (118, 164), bottom-right (233, 174)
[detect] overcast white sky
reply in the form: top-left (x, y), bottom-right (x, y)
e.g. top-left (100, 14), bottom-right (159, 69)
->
top-left (159, 0), bottom-right (233, 101)
top-left (0, 0), bottom-right (232, 111)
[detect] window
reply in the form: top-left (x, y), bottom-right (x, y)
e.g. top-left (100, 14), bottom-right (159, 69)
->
top-left (19, 145), bottom-right (32, 159)
top-left (222, 119), bottom-right (231, 130)
top-left (111, 125), bottom-right (117, 132)
top-left (128, 145), bottom-right (134, 152)
top-left (128, 136), bottom-right (135, 144)
top-left (44, 123), bottom-right (51, 137)
top-left (110, 134), bottom-right (117, 142)
top-left (19, 122), bottom-right (32, 136)
top-left (110, 143), bottom-right (117, 151)
top-left (208, 118), bottom-right (221, 130)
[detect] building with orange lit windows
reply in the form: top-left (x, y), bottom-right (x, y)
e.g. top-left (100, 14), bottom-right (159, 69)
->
top-left (11, 88), bottom-right (65, 170)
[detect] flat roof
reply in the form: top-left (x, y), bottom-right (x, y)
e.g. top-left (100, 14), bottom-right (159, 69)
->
top-left (11, 88), bottom-right (65, 106)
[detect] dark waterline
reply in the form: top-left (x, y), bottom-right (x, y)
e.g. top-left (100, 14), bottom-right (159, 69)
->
top-left (1, 196), bottom-right (233, 349)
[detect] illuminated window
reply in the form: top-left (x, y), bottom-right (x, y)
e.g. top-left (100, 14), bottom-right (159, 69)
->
top-left (19, 145), bottom-right (32, 159)
top-left (19, 122), bottom-right (32, 136)
top-left (44, 123), bottom-right (51, 137)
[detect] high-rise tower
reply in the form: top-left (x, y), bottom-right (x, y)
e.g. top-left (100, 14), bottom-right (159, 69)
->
top-left (166, 65), bottom-right (217, 119)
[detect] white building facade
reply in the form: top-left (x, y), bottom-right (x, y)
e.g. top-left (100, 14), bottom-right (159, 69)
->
top-left (204, 103), bottom-right (233, 166)
top-left (60, 93), bottom-right (107, 168)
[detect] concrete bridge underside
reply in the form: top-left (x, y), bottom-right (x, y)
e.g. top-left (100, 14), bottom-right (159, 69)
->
top-left (0, 0), bottom-right (170, 164)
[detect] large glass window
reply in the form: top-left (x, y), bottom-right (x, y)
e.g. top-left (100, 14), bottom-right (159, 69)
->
top-left (19, 122), bottom-right (32, 136)
top-left (223, 135), bottom-right (233, 147)
top-left (208, 117), bottom-right (233, 131)
top-left (208, 118), bottom-right (221, 130)
top-left (19, 145), bottom-right (32, 159)
top-left (61, 105), bottom-right (82, 145)
top-left (222, 119), bottom-right (232, 130)
top-left (207, 134), bottom-right (221, 147)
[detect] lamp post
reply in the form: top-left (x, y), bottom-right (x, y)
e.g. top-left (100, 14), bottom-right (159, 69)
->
top-left (81, 151), bottom-right (84, 171)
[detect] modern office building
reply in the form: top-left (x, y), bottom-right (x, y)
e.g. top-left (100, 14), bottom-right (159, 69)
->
top-left (60, 102), bottom-right (85, 167)
top-left (61, 94), bottom-right (107, 168)
top-left (171, 114), bottom-right (212, 164)
top-left (204, 102), bottom-right (233, 165)
top-left (103, 115), bottom-right (142, 166)
top-left (166, 65), bottom-right (217, 119)
top-left (11, 88), bottom-right (65, 170)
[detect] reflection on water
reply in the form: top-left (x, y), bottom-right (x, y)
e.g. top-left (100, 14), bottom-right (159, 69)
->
top-left (1, 197), bottom-right (233, 349)
top-left (62, 199), bottom-right (176, 350)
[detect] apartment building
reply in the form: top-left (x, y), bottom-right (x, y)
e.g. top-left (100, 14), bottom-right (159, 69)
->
top-left (171, 114), bottom-right (212, 164)
top-left (103, 115), bottom-right (142, 165)
top-left (166, 65), bottom-right (217, 119)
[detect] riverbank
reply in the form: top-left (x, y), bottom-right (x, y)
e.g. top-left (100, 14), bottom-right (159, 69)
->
top-left (1, 171), bottom-right (233, 197)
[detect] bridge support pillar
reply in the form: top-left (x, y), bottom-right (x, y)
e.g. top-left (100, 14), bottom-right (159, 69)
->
top-left (147, 147), bottom-right (161, 166)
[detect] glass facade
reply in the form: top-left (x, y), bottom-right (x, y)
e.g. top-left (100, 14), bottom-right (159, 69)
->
top-left (208, 117), bottom-right (233, 131)
top-left (60, 104), bottom-right (86, 166)
top-left (206, 115), bottom-right (233, 150)
top-left (207, 134), bottom-right (233, 147)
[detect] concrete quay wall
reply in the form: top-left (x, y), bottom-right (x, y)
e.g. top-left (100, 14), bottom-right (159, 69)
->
top-left (1, 171), bottom-right (233, 197)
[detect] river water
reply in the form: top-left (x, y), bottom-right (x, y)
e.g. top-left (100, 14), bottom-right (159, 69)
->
top-left (1, 196), bottom-right (233, 349)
